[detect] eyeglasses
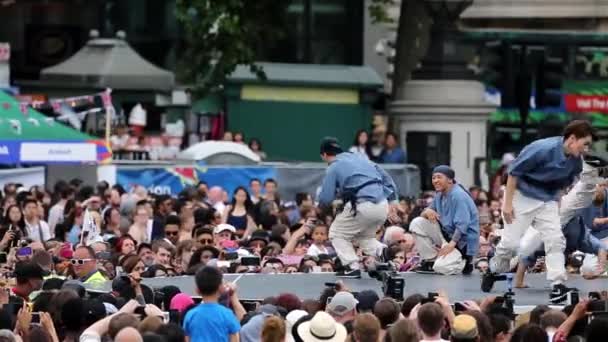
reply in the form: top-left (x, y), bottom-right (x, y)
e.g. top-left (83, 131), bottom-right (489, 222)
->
top-left (198, 239), bottom-right (213, 244)
top-left (70, 258), bottom-right (93, 265)
top-left (165, 231), bottom-right (179, 236)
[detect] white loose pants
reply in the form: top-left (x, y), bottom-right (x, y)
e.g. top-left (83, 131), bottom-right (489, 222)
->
top-left (515, 164), bottom-right (604, 280)
top-left (329, 200), bottom-right (388, 268)
top-left (519, 168), bottom-right (600, 263)
top-left (491, 191), bottom-right (566, 285)
top-left (409, 216), bottom-right (446, 260)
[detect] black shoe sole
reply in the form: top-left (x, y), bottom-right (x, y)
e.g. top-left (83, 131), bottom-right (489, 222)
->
top-left (585, 154), bottom-right (608, 167)
top-left (549, 288), bottom-right (577, 304)
top-left (481, 273), bottom-right (496, 292)
top-left (336, 272), bottom-right (361, 279)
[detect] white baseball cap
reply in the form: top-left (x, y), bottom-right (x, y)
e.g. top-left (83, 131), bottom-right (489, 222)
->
top-left (214, 224), bottom-right (236, 234)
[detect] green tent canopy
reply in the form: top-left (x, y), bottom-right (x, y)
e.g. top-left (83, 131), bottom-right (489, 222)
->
top-left (0, 91), bottom-right (96, 140)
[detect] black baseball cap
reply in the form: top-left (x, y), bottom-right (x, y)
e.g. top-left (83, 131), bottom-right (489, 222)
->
top-left (320, 137), bottom-right (343, 155)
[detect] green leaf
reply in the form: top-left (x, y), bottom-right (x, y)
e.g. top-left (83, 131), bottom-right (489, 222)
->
top-left (175, 0), bottom-right (288, 97)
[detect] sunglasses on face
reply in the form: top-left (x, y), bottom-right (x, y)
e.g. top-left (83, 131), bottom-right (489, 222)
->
top-left (165, 231), bottom-right (179, 236)
top-left (198, 238), bottom-right (213, 244)
top-left (70, 258), bottom-right (93, 265)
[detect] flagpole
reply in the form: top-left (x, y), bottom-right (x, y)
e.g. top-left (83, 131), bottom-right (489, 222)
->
top-left (103, 89), bottom-right (113, 150)
top-left (80, 208), bottom-right (87, 246)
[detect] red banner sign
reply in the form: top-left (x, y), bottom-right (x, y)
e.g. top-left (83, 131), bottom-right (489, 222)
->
top-left (565, 94), bottom-right (608, 114)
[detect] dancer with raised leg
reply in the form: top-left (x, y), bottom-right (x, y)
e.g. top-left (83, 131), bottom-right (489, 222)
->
top-left (482, 120), bottom-right (597, 303)
top-left (515, 166), bottom-right (608, 287)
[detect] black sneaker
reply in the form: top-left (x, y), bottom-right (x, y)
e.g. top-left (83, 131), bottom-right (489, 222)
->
top-left (481, 272), bottom-right (507, 292)
top-left (462, 262), bottom-right (474, 275)
top-left (584, 154), bottom-right (608, 168)
top-left (336, 268), bottom-right (361, 279)
top-left (550, 284), bottom-right (578, 304)
top-left (418, 260), bottom-right (435, 273)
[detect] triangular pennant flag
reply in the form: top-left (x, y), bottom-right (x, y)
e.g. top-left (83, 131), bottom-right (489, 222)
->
top-left (51, 101), bottom-right (61, 113)
top-left (8, 119), bottom-right (21, 135)
top-left (27, 118), bottom-right (39, 126)
top-left (19, 102), bottom-right (28, 117)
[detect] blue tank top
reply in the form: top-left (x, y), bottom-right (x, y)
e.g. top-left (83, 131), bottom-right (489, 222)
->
top-left (227, 213), bottom-right (247, 230)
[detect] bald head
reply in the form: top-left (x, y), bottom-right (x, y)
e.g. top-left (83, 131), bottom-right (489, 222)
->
top-left (208, 186), bottom-right (223, 203)
top-left (115, 327), bottom-right (143, 342)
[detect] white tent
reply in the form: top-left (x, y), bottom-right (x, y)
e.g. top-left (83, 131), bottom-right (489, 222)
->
top-left (178, 141), bottom-right (261, 165)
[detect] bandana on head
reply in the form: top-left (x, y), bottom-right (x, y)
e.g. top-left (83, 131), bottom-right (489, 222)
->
top-left (432, 165), bottom-right (455, 181)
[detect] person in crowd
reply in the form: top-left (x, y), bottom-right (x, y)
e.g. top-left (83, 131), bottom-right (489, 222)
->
top-left (349, 129), bottom-right (371, 159)
top-left (485, 120), bottom-right (600, 303)
top-left (182, 266), bottom-right (245, 341)
top-left (263, 179), bottom-right (281, 206)
top-left (10, 261), bottom-right (45, 304)
top-left (416, 302), bottom-right (449, 342)
top-left (132, 241), bottom-right (153, 266)
top-left (587, 183), bottom-right (608, 241)
top-left (154, 195), bottom-right (174, 224)
top-left (0, 205), bottom-right (25, 251)
top-left (351, 313), bottom-right (381, 342)
top-left (115, 236), bottom-right (137, 261)
top-left (163, 215), bottom-right (181, 245)
top-left (249, 178), bottom-right (263, 204)
top-left (128, 205), bottom-right (150, 245)
top-left (152, 240), bottom-right (174, 268)
top-left (409, 165), bottom-right (479, 275)
top-left (208, 186), bottom-right (227, 214)
top-left (23, 198), bottom-right (51, 242)
top-left (102, 207), bottom-right (122, 237)
top-left (249, 138), bottom-right (267, 160)
top-left (317, 137), bottom-right (399, 277)
top-left (234, 132), bottom-right (245, 144)
top-left (307, 224), bottom-right (330, 257)
top-left (380, 132), bottom-right (406, 164)
top-left (48, 186), bottom-right (73, 235)
top-left (174, 240), bottom-right (199, 274)
top-left (373, 298), bottom-right (400, 340)
top-left (223, 131), bottom-right (234, 142)
top-left (72, 246), bottom-right (107, 285)
top-left (297, 311), bottom-right (347, 342)
top-left (222, 186), bottom-right (255, 238)
top-left (326, 291), bottom-right (358, 329)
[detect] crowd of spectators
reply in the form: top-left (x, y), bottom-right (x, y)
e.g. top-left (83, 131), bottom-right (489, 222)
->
top-left (0, 167), bottom-right (606, 341)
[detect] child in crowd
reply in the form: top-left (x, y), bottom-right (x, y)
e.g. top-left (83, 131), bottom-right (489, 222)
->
top-left (307, 224), bottom-right (330, 257)
top-left (183, 266), bottom-right (240, 341)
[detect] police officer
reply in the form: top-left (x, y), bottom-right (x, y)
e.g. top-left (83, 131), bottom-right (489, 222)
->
top-left (317, 137), bottom-right (400, 278)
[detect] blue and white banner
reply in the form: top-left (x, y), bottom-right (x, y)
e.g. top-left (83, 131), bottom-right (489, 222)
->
top-left (116, 166), bottom-right (277, 196)
top-left (0, 140), bottom-right (105, 164)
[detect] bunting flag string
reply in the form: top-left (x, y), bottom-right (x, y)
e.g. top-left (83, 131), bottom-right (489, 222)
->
top-left (0, 89), bottom-right (114, 128)
top-left (7, 89), bottom-right (113, 117)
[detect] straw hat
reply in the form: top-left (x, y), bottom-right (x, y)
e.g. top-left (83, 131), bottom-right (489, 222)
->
top-left (296, 311), bottom-right (347, 342)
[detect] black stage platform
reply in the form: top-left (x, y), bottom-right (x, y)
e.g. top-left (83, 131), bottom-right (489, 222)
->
top-left (85, 272), bottom-right (607, 308)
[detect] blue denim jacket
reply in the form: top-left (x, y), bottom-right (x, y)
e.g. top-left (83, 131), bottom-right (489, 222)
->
top-left (508, 137), bottom-right (582, 202)
top-left (317, 152), bottom-right (398, 206)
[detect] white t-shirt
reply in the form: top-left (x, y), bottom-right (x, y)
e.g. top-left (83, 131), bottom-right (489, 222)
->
top-left (307, 244), bottom-right (329, 257)
top-left (25, 219), bottom-right (51, 242)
